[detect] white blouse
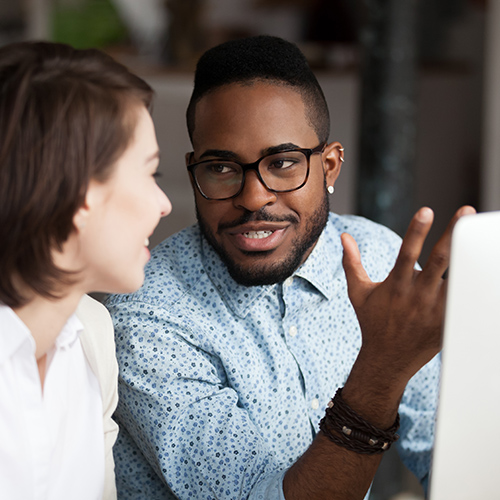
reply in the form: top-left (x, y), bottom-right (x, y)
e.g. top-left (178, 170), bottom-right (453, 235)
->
top-left (0, 305), bottom-right (105, 500)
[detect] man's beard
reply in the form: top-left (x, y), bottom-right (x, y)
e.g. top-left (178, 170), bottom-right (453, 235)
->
top-left (196, 187), bottom-right (330, 286)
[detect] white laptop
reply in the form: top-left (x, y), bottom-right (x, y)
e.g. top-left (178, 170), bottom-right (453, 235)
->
top-left (429, 210), bottom-right (500, 500)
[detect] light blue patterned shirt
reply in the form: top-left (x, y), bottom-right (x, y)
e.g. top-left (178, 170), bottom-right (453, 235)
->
top-left (105, 213), bottom-right (439, 499)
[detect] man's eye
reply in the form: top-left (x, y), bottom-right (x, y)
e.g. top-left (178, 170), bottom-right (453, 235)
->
top-left (269, 159), bottom-right (297, 169)
top-left (207, 163), bottom-right (236, 174)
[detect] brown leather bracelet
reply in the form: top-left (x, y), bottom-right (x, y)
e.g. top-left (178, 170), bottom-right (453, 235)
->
top-left (319, 388), bottom-right (400, 455)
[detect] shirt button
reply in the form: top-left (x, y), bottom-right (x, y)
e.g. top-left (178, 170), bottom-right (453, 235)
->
top-left (284, 277), bottom-right (294, 287)
top-left (289, 325), bottom-right (298, 337)
top-left (311, 398), bottom-right (320, 410)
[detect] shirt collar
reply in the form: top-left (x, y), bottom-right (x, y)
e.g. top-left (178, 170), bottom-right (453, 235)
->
top-left (293, 216), bottom-right (344, 300)
top-left (200, 235), bottom-right (275, 318)
top-left (0, 304), bottom-right (84, 365)
top-left (55, 313), bottom-right (84, 349)
top-left (200, 214), bottom-right (344, 317)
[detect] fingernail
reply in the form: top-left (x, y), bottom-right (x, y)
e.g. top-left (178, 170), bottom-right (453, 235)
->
top-left (458, 205), bottom-right (476, 217)
top-left (416, 207), bottom-right (433, 222)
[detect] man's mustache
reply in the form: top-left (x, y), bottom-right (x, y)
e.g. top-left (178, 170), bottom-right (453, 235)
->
top-left (218, 209), bottom-right (299, 231)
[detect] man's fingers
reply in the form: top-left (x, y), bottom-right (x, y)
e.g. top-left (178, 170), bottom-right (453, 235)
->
top-left (341, 233), bottom-right (373, 305)
top-left (391, 207), bottom-right (434, 282)
top-left (421, 205), bottom-right (476, 284)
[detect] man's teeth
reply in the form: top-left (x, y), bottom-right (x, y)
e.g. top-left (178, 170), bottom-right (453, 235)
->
top-left (243, 230), bottom-right (273, 239)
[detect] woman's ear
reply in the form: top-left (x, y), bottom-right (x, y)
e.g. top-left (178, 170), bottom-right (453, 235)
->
top-left (72, 179), bottom-right (102, 233)
top-left (72, 201), bottom-right (90, 234)
top-left (322, 141), bottom-right (344, 190)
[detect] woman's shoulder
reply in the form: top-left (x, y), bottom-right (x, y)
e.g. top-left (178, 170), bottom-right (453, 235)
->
top-left (76, 294), bottom-right (113, 333)
top-left (76, 295), bottom-right (114, 359)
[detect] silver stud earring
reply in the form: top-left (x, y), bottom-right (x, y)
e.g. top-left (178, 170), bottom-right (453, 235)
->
top-left (327, 186), bottom-right (334, 194)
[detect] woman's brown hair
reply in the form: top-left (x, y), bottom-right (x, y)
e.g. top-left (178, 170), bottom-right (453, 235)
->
top-left (0, 41), bottom-right (154, 308)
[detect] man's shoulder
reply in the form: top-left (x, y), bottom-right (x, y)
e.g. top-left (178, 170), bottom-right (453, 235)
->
top-left (325, 213), bottom-right (402, 280)
top-left (150, 224), bottom-right (203, 268)
top-left (326, 212), bottom-right (402, 249)
top-left (105, 224), bottom-right (204, 310)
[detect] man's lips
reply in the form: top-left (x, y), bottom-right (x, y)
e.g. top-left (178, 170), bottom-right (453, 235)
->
top-left (241, 230), bottom-right (273, 239)
top-left (228, 222), bottom-right (289, 234)
top-left (225, 223), bottom-right (290, 252)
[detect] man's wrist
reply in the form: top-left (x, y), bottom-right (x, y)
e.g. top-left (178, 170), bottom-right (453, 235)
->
top-left (341, 350), bottom-right (407, 428)
top-left (319, 388), bottom-right (400, 454)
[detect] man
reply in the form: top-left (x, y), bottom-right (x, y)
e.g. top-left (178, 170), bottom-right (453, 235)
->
top-left (105, 36), bottom-right (474, 499)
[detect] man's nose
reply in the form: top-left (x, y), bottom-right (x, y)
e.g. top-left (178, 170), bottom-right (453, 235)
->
top-left (232, 170), bottom-right (277, 212)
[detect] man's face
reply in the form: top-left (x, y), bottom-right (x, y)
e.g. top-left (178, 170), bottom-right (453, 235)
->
top-left (189, 82), bottom-right (342, 286)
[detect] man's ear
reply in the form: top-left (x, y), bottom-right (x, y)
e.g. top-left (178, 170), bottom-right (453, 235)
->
top-left (322, 141), bottom-right (344, 189)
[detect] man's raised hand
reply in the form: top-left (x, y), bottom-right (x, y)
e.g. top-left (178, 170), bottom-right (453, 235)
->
top-left (341, 206), bottom-right (476, 393)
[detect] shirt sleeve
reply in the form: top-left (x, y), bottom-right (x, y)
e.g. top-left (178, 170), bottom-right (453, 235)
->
top-left (396, 352), bottom-right (441, 496)
top-left (108, 297), bottom-right (289, 500)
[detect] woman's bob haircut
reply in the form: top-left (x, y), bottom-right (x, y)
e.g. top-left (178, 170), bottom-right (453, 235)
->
top-left (0, 41), bottom-right (154, 308)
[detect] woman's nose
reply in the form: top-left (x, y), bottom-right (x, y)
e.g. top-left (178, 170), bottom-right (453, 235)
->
top-left (158, 186), bottom-right (172, 217)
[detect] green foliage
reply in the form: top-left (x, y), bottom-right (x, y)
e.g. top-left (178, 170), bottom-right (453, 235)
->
top-left (52, 0), bottom-right (128, 49)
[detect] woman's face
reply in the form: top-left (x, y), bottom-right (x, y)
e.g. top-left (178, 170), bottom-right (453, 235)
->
top-left (75, 105), bottom-right (171, 294)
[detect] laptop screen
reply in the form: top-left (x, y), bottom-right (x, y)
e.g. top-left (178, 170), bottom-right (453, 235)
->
top-left (429, 210), bottom-right (500, 499)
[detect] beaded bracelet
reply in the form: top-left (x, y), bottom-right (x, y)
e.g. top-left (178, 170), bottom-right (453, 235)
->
top-left (319, 388), bottom-right (400, 455)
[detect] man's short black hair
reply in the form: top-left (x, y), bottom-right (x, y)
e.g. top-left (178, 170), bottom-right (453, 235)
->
top-left (186, 35), bottom-right (330, 144)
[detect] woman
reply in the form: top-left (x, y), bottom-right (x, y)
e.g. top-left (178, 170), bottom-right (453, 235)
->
top-left (0, 41), bottom-right (171, 499)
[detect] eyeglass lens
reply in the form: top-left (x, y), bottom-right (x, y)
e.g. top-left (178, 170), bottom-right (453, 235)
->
top-left (194, 150), bottom-right (309, 200)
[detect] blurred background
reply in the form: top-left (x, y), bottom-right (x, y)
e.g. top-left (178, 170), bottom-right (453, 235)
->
top-left (1, 1), bottom-right (497, 498)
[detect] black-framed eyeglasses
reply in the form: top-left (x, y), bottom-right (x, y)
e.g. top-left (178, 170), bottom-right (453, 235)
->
top-left (186, 143), bottom-right (326, 200)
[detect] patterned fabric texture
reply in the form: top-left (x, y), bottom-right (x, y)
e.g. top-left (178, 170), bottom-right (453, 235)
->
top-left (105, 213), bottom-right (440, 499)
